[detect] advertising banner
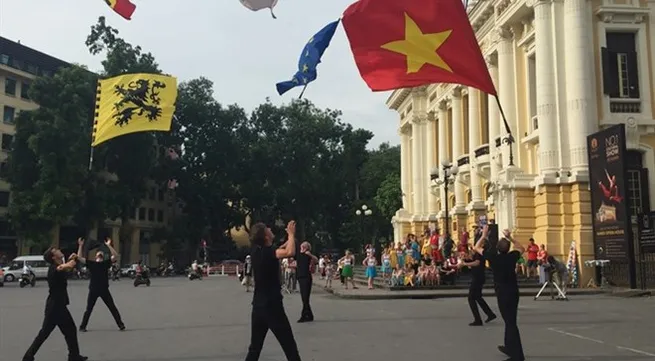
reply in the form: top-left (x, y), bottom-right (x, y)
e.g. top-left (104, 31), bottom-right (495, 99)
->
top-left (587, 124), bottom-right (632, 261)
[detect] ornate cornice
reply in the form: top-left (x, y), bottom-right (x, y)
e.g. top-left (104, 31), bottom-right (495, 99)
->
top-left (427, 110), bottom-right (437, 121)
top-left (485, 53), bottom-right (498, 67)
top-left (411, 114), bottom-right (428, 124)
top-left (452, 86), bottom-right (463, 97)
top-left (386, 89), bottom-right (412, 110)
top-left (526, 0), bottom-right (551, 8)
top-left (438, 100), bottom-right (448, 111)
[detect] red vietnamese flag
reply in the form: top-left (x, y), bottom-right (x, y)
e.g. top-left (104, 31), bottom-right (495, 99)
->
top-left (104, 0), bottom-right (136, 20)
top-left (342, 0), bottom-right (496, 95)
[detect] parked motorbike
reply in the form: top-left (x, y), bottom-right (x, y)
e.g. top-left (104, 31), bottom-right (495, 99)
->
top-left (133, 270), bottom-right (151, 287)
top-left (19, 272), bottom-right (36, 288)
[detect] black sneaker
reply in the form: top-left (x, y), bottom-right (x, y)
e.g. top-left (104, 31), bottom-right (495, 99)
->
top-left (79, 327), bottom-right (87, 332)
top-left (68, 355), bottom-right (88, 361)
top-left (498, 345), bottom-right (510, 356)
top-left (469, 321), bottom-right (483, 326)
top-left (119, 324), bottom-right (126, 331)
top-left (485, 314), bottom-right (497, 323)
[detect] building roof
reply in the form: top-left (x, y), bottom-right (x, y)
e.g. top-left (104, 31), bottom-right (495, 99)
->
top-left (0, 36), bottom-right (70, 77)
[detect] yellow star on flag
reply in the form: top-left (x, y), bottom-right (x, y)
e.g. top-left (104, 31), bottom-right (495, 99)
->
top-left (380, 13), bottom-right (453, 74)
top-left (302, 64), bottom-right (309, 72)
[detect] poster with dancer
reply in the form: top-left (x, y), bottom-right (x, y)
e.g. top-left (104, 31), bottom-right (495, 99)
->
top-left (587, 124), bottom-right (631, 261)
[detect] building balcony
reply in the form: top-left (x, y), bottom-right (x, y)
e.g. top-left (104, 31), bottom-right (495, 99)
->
top-left (457, 155), bottom-right (470, 167)
top-left (474, 144), bottom-right (491, 180)
top-left (609, 98), bottom-right (641, 114)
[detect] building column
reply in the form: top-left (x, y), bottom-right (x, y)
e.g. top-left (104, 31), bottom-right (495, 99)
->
top-left (468, 87), bottom-right (484, 208)
top-left (411, 118), bottom-right (424, 217)
top-left (486, 55), bottom-right (501, 185)
top-left (496, 28), bottom-right (517, 169)
top-left (438, 100), bottom-right (448, 216)
top-left (564, 0), bottom-right (594, 178)
top-left (399, 127), bottom-right (411, 210)
top-left (451, 88), bottom-right (466, 212)
top-left (530, 0), bottom-right (559, 178)
top-left (425, 113), bottom-right (438, 216)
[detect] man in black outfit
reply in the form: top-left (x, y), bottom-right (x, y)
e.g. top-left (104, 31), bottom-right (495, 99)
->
top-left (459, 247), bottom-right (496, 326)
top-left (474, 225), bottom-right (525, 361)
top-left (296, 241), bottom-right (318, 323)
top-left (76, 237), bottom-right (125, 332)
top-left (245, 220), bottom-right (302, 361)
top-left (23, 247), bottom-right (88, 361)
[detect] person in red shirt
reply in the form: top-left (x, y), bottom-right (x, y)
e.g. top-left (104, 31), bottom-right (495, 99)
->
top-left (526, 238), bottom-right (539, 278)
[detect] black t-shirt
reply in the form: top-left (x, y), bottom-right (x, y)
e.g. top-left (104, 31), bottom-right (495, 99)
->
top-left (470, 252), bottom-right (486, 283)
top-left (87, 260), bottom-right (112, 290)
top-left (46, 264), bottom-right (70, 307)
top-left (251, 245), bottom-right (283, 307)
top-left (489, 250), bottom-right (520, 290)
top-left (296, 253), bottom-right (311, 279)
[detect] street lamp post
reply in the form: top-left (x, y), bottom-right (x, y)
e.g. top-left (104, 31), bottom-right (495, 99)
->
top-left (355, 205), bottom-right (373, 256)
top-left (430, 160), bottom-right (459, 236)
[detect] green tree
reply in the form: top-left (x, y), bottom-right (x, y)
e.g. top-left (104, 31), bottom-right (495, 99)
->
top-left (7, 65), bottom-right (99, 249)
top-left (160, 77), bottom-right (247, 260)
top-left (374, 173), bottom-right (402, 224)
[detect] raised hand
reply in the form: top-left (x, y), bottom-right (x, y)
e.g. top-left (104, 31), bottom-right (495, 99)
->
top-left (69, 253), bottom-right (78, 261)
top-left (286, 220), bottom-right (296, 235)
top-left (106, 238), bottom-right (112, 246)
top-left (77, 237), bottom-right (84, 246)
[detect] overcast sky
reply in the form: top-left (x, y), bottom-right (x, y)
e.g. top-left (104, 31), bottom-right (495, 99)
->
top-left (0, 0), bottom-right (399, 147)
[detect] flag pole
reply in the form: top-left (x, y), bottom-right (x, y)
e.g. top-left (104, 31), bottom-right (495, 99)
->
top-left (298, 85), bottom-right (308, 99)
top-left (493, 94), bottom-right (515, 166)
top-left (88, 146), bottom-right (95, 171)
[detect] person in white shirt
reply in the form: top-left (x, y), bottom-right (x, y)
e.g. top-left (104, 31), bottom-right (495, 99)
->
top-left (318, 256), bottom-right (326, 279)
top-left (191, 260), bottom-right (198, 271)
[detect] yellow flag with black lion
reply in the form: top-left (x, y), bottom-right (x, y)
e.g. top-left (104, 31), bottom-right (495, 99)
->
top-left (92, 73), bottom-right (177, 147)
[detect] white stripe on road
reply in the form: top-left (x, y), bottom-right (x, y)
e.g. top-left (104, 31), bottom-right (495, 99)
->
top-left (616, 346), bottom-right (655, 357)
top-left (548, 328), bottom-right (655, 357)
top-left (547, 328), bottom-right (605, 344)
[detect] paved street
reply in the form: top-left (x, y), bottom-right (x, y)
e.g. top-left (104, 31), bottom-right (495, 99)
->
top-left (1, 276), bottom-right (655, 361)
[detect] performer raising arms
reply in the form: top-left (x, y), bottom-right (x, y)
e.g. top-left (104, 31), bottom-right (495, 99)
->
top-left (77, 237), bottom-right (125, 332)
top-left (23, 248), bottom-right (88, 361)
top-left (474, 225), bottom-right (525, 361)
top-left (245, 220), bottom-right (302, 361)
top-left (296, 241), bottom-right (318, 323)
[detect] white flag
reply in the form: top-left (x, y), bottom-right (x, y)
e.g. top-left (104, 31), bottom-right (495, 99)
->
top-left (239, 0), bottom-right (279, 18)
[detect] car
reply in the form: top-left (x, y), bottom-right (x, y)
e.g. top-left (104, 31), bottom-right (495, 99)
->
top-left (0, 268), bottom-right (4, 287)
top-left (2, 255), bottom-right (49, 282)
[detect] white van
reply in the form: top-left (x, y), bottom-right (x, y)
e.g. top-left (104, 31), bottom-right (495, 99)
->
top-left (1, 255), bottom-right (50, 282)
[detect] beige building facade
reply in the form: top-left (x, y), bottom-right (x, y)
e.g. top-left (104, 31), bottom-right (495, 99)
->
top-left (388, 0), bottom-right (655, 283)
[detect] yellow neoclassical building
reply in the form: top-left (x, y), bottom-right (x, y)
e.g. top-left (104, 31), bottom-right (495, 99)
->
top-left (388, 0), bottom-right (655, 283)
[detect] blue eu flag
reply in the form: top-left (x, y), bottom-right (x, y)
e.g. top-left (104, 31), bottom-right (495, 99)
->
top-left (276, 20), bottom-right (340, 96)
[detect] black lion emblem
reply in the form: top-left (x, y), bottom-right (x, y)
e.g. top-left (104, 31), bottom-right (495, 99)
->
top-left (112, 79), bottom-right (167, 127)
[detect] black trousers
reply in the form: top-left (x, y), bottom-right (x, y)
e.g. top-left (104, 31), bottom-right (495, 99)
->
top-left (297, 276), bottom-right (314, 320)
top-left (496, 288), bottom-right (525, 360)
top-left (80, 288), bottom-right (124, 329)
top-left (245, 304), bottom-right (301, 361)
top-left (24, 304), bottom-right (80, 360)
top-left (468, 279), bottom-right (495, 322)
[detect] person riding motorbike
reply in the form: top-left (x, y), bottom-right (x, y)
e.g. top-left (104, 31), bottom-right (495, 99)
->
top-left (21, 263), bottom-right (36, 286)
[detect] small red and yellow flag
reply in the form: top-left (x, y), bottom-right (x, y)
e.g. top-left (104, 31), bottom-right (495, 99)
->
top-left (104, 0), bottom-right (136, 20)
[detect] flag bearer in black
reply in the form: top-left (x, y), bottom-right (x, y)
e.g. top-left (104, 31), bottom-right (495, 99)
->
top-left (473, 225), bottom-right (525, 361)
top-left (245, 220), bottom-right (302, 361)
top-left (459, 243), bottom-right (496, 326)
top-left (23, 248), bottom-right (88, 361)
top-left (296, 241), bottom-right (318, 323)
top-left (77, 237), bottom-right (125, 332)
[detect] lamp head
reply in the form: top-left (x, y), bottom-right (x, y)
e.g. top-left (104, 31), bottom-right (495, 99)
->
top-left (441, 160), bottom-right (451, 168)
top-left (364, 209), bottom-right (373, 216)
top-left (450, 167), bottom-right (459, 176)
top-left (361, 205), bottom-right (368, 210)
top-left (430, 167), bottom-right (439, 177)
top-left (355, 210), bottom-right (362, 216)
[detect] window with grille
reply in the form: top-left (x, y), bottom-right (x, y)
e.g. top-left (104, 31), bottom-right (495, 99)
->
top-left (627, 169), bottom-right (643, 217)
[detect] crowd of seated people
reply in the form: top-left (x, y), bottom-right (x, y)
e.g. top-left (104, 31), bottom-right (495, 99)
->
top-left (384, 227), bottom-right (478, 288)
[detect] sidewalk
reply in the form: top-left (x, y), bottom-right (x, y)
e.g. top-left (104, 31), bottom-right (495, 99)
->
top-left (324, 286), bottom-right (610, 300)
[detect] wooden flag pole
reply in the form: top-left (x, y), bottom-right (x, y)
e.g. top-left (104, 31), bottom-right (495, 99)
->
top-left (493, 94), bottom-right (515, 166)
top-left (298, 85), bottom-right (308, 99)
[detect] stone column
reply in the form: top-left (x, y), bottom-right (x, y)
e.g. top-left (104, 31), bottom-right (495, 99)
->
top-left (425, 113), bottom-right (438, 216)
top-left (530, 0), bottom-right (559, 177)
top-left (468, 87), bottom-right (483, 207)
top-left (399, 127), bottom-right (411, 210)
top-left (451, 88), bottom-right (466, 211)
top-left (564, 0), bottom-right (594, 178)
top-left (486, 55), bottom-right (501, 184)
top-left (411, 117), bottom-right (424, 217)
top-left (496, 28), bottom-right (517, 168)
top-left (438, 100), bottom-right (448, 215)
